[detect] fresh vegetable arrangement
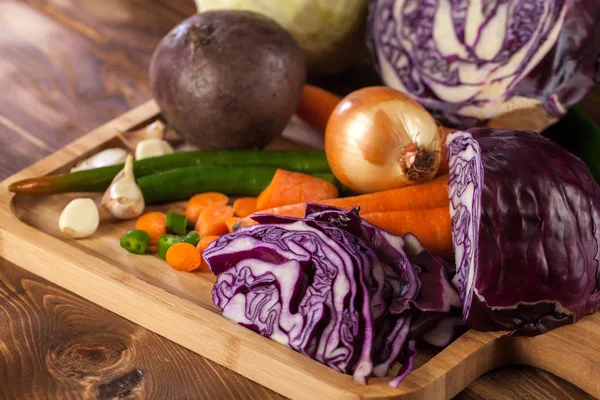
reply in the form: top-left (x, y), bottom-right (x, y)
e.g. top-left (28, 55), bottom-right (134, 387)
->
top-left (8, 3), bottom-right (600, 390)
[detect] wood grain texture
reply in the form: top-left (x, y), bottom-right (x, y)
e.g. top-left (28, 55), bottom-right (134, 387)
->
top-left (0, 0), bottom-right (598, 399)
top-left (0, 258), bottom-right (281, 400)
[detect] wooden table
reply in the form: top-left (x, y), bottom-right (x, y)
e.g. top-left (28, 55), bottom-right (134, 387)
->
top-left (0, 1), bottom-right (597, 399)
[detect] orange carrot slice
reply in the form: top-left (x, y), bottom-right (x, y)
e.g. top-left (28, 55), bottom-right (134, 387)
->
top-left (196, 205), bottom-right (234, 236)
top-left (166, 242), bottom-right (201, 272)
top-left (226, 217), bottom-right (242, 233)
top-left (256, 169), bottom-right (339, 211)
top-left (135, 211), bottom-right (166, 244)
top-left (185, 192), bottom-right (229, 224)
top-left (233, 197), bottom-right (257, 217)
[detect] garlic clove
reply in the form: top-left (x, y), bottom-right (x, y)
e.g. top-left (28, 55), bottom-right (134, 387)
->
top-left (145, 120), bottom-right (166, 139)
top-left (59, 198), bottom-right (100, 239)
top-left (120, 120), bottom-right (167, 150)
top-left (70, 148), bottom-right (128, 172)
top-left (135, 138), bottom-right (174, 160)
top-left (101, 154), bottom-right (145, 220)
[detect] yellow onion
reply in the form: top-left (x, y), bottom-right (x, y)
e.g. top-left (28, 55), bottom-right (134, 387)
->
top-left (325, 87), bottom-right (442, 194)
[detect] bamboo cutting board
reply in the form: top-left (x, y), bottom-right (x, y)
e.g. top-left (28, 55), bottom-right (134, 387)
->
top-left (0, 100), bottom-right (598, 400)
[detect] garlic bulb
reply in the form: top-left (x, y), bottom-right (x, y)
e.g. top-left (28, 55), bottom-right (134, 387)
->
top-left (101, 155), bottom-right (145, 219)
top-left (70, 148), bottom-right (128, 172)
top-left (325, 87), bottom-right (441, 194)
top-left (59, 198), bottom-right (99, 238)
top-left (135, 138), bottom-right (174, 160)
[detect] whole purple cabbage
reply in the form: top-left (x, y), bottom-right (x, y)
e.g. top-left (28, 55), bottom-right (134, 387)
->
top-left (204, 205), bottom-right (461, 386)
top-left (447, 128), bottom-right (600, 335)
top-left (367, 0), bottom-right (600, 127)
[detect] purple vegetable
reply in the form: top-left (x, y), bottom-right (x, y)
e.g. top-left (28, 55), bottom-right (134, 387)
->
top-left (447, 128), bottom-right (600, 335)
top-left (208, 220), bottom-right (376, 382)
top-left (205, 205), bottom-right (460, 386)
top-left (367, 0), bottom-right (600, 126)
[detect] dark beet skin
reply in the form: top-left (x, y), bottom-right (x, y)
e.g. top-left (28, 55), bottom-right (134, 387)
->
top-left (468, 129), bottom-right (600, 335)
top-left (149, 11), bottom-right (306, 149)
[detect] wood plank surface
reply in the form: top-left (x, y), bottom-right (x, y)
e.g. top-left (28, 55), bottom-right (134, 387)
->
top-left (0, 0), bottom-right (598, 399)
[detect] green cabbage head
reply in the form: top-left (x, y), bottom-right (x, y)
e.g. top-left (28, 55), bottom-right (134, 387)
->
top-left (195, 0), bottom-right (369, 75)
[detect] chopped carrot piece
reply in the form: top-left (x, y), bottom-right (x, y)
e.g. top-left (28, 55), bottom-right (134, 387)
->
top-left (236, 218), bottom-right (258, 231)
top-left (256, 169), bottom-right (339, 211)
top-left (226, 217), bottom-right (242, 233)
top-left (196, 205), bottom-right (234, 236)
top-left (225, 217), bottom-right (259, 232)
top-left (232, 197), bottom-right (257, 217)
top-left (166, 242), bottom-right (201, 272)
top-left (362, 207), bottom-right (453, 259)
top-left (197, 235), bottom-right (220, 272)
top-left (185, 192), bottom-right (229, 224)
top-left (135, 211), bottom-right (166, 244)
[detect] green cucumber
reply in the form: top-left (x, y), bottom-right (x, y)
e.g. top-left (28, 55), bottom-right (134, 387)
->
top-left (138, 165), bottom-right (336, 205)
top-left (9, 150), bottom-right (330, 195)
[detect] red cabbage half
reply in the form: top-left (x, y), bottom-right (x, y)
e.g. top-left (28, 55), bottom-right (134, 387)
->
top-left (447, 128), bottom-right (600, 335)
top-left (204, 205), bottom-right (460, 386)
top-left (367, 0), bottom-right (600, 127)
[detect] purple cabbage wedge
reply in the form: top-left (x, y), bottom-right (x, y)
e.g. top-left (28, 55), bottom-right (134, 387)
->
top-left (204, 205), bottom-right (461, 386)
top-left (367, 0), bottom-right (600, 128)
top-left (447, 128), bottom-right (600, 335)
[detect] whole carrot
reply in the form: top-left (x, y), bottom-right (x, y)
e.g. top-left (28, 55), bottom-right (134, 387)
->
top-left (251, 175), bottom-right (449, 219)
top-left (362, 207), bottom-right (453, 259)
top-left (295, 85), bottom-right (342, 134)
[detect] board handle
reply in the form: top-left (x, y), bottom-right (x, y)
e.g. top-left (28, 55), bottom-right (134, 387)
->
top-left (511, 314), bottom-right (600, 398)
top-left (394, 330), bottom-right (510, 399)
top-left (403, 314), bottom-right (600, 400)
